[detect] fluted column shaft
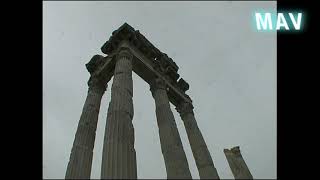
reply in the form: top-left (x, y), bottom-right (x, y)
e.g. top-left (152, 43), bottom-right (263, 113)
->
top-left (150, 78), bottom-right (192, 179)
top-left (176, 101), bottom-right (220, 179)
top-left (224, 146), bottom-right (253, 179)
top-left (101, 48), bottom-right (137, 179)
top-left (65, 76), bottom-right (107, 179)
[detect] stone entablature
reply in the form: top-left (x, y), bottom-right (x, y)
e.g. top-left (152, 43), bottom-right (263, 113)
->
top-left (101, 23), bottom-right (189, 99)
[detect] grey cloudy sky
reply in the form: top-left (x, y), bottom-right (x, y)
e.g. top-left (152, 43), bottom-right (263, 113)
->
top-left (43, 1), bottom-right (276, 179)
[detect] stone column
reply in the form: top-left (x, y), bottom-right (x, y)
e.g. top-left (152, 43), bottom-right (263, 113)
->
top-left (101, 48), bottom-right (137, 179)
top-left (176, 101), bottom-right (220, 179)
top-left (65, 76), bottom-right (107, 179)
top-left (224, 146), bottom-right (253, 179)
top-left (150, 78), bottom-right (192, 179)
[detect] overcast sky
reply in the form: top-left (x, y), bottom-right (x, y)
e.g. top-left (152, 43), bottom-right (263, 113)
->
top-left (43, 1), bottom-right (276, 179)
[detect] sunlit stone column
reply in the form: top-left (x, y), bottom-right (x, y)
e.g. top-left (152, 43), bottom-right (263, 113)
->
top-left (176, 100), bottom-right (220, 179)
top-left (150, 78), bottom-right (192, 179)
top-left (101, 47), bottom-right (137, 179)
top-left (65, 75), bottom-right (107, 179)
top-left (224, 146), bottom-right (253, 179)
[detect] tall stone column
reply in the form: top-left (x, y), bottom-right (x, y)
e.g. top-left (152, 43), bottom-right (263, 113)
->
top-left (101, 48), bottom-right (137, 179)
top-left (224, 146), bottom-right (253, 179)
top-left (150, 78), bottom-right (192, 179)
top-left (176, 101), bottom-right (220, 179)
top-left (65, 75), bottom-right (107, 179)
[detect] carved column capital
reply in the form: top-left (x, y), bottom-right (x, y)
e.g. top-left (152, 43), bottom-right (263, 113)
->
top-left (117, 47), bottom-right (133, 60)
top-left (176, 101), bottom-right (194, 117)
top-left (88, 75), bottom-right (107, 93)
top-left (150, 78), bottom-right (167, 95)
top-left (86, 55), bottom-right (105, 75)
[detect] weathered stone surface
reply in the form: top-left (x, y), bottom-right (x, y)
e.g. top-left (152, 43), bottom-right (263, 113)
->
top-left (176, 101), bottom-right (220, 179)
top-left (150, 78), bottom-right (192, 179)
top-left (224, 146), bottom-right (253, 179)
top-left (67, 23), bottom-right (227, 180)
top-left (86, 55), bottom-right (105, 75)
top-left (101, 47), bottom-right (137, 179)
top-left (65, 75), bottom-right (107, 179)
top-left (177, 78), bottom-right (189, 93)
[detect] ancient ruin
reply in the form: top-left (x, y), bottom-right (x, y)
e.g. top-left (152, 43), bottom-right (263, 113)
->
top-left (65, 23), bottom-right (252, 179)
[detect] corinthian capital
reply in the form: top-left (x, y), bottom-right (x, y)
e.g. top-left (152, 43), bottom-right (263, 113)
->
top-left (150, 78), bottom-right (166, 94)
top-left (87, 75), bottom-right (107, 93)
top-left (86, 55), bottom-right (105, 75)
top-left (176, 101), bottom-right (194, 117)
top-left (117, 47), bottom-right (133, 60)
